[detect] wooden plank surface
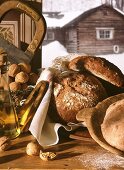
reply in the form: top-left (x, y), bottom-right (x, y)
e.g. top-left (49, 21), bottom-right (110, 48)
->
top-left (0, 132), bottom-right (124, 170)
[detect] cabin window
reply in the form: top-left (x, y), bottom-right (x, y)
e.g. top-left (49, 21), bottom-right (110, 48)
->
top-left (44, 31), bottom-right (55, 40)
top-left (96, 28), bottom-right (114, 40)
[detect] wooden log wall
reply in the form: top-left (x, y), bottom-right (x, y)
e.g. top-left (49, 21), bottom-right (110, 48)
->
top-left (76, 7), bottom-right (124, 55)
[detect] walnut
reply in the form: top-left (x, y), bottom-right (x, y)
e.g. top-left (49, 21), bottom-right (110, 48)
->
top-left (39, 151), bottom-right (57, 161)
top-left (15, 71), bottom-right (29, 84)
top-left (9, 82), bottom-right (21, 92)
top-left (26, 140), bottom-right (41, 156)
top-left (0, 136), bottom-right (11, 152)
top-left (29, 72), bottom-right (38, 85)
top-left (18, 63), bottom-right (31, 74)
top-left (8, 64), bottom-right (20, 77)
top-left (21, 83), bottom-right (28, 90)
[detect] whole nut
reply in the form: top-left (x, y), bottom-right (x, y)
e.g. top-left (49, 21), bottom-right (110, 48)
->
top-left (15, 71), bottom-right (29, 84)
top-left (0, 136), bottom-right (11, 152)
top-left (29, 72), bottom-right (38, 85)
top-left (21, 83), bottom-right (28, 90)
top-left (8, 64), bottom-right (20, 77)
top-left (18, 63), bottom-right (31, 74)
top-left (9, 82), bottom-right (21, 92)
top-left (26, 140), bottom-right (41, 156)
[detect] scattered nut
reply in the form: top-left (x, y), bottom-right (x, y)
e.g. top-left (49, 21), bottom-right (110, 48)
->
top-left (26, 140), bottom-right (41, 156)
top-left (0, 136), bottom-right (11, 152)
top-left (39, 151), bottom-right (57, 161)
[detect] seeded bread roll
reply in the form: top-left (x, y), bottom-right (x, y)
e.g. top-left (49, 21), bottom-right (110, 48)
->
top-left (101, 99), bottom-right (124, 151)
top-left (68, 56), bottom-right (124, 87)
top-left (49, 72), bottom-right (107, 124)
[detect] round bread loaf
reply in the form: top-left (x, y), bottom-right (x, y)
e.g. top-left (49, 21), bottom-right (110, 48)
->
top-left (101, 99), bottom-right (124, 151)
top-left (68, 56), bottom-right (124, 87)
top-left (49, 72), bottom-right (107, 124)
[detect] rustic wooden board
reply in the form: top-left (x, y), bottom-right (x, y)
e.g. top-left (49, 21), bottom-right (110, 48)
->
top-left (0, 132), bottom-right (124, 169)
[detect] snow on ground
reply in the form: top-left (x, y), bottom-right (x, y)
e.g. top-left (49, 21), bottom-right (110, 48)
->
top-left (42, 41), bottom-right (124, 74)
top-left (42, 41), bottom-right (68, 68)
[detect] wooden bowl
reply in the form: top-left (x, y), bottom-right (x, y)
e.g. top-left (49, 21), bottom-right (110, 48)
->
top-left (76, 93), bottom-right (124, 157)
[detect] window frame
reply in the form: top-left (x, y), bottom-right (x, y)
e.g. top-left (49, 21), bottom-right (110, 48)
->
top-left (96, 27), bottom-right (114, 40)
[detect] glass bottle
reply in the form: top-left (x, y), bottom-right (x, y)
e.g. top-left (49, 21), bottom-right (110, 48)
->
top-left (0, 55), bottom-right (20, 139)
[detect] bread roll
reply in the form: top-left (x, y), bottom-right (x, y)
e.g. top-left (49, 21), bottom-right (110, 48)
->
top-left (68, 56), bottom-right (124, 87)
top-left (49, 72), bottom-right (107, 124)
top-left (101, 99), bottom-right (124, 151)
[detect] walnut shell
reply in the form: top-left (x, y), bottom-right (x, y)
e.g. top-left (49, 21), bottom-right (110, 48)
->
top-left (26, 141), bottom-right (41, 156)
top-left (39, 151), bottom-right (57, 161)
top-left (21, 83), bottom-right (28, 90)
top-left (18, 63), bottom-right (31, 74)
top-left (9, 82), bottom-right (21, 92)
top-left (29, 72), bottom-right (38, 85)
top-left (8, 64), bottom-right (20, 77)
top-left (15, 72), bottom-right (29, 84)
top-left (0, 136), bottom-right (11, 152)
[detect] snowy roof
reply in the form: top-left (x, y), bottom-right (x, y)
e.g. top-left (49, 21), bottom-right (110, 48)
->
top-left (43, 4), bottom-right (124, 28)
top-left (43, 2), bottom-right (102, 28)
top-left (114, 7), bottom-right (124, 16)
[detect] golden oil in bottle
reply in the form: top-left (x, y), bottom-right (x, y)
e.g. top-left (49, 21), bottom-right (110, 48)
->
top-left (0, 90), bottom-right (20, 139)
top-left (0, 55), bottom-right (20, 139)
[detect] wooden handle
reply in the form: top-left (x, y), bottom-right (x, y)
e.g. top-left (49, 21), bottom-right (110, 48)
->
top-left (0, 0), bottom-right (46, 57)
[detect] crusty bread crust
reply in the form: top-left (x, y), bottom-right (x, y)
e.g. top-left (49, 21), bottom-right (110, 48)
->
top-left (68, 56), bottom-right (124, 87)
top-left (49, 73), bottom-right (107, 123)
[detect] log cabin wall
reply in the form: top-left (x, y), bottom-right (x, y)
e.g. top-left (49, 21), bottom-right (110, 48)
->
top-left (75, 6), bottom-right (124, 55)
top-left (64, 26), bottom-right (78, 53)
top-left (43, 28), bottom-right (64, 45)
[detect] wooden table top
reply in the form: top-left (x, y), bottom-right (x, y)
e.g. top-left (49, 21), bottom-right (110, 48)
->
top-left (0, 131), bottom-right (124, 170)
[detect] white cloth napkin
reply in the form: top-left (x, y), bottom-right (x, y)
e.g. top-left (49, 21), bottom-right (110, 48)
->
top-left (29, 68), bottom-right (84, 146)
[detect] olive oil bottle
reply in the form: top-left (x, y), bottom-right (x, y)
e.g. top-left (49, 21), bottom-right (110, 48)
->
top-left (0, 54), bottom-right (20, 139)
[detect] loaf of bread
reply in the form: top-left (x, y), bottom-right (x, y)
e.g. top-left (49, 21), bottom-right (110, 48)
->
top-left (101, 99), bottom-right (124, 151)
top-left (68, 56), bottom-right (124, 87)
top-left (48, 72), bottom-right (107, 124)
